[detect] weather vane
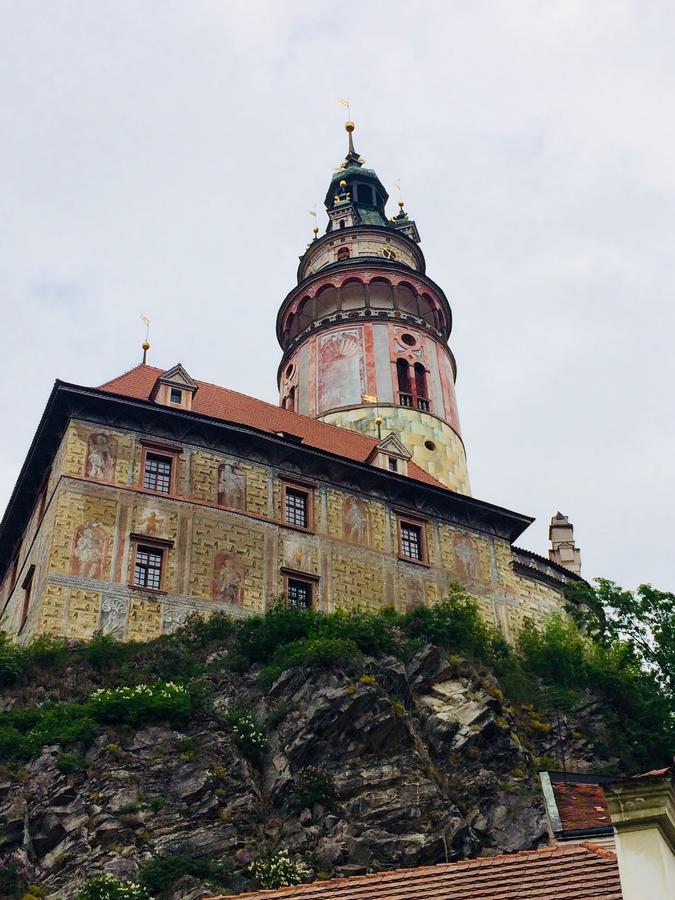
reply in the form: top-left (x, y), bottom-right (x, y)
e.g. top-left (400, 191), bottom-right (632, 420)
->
top-left (308, 206), bottom-right (319, 239)
top-left (140, 312), bottom-right (151, 364)
top-left (337, 96), bottom-right (351, 119)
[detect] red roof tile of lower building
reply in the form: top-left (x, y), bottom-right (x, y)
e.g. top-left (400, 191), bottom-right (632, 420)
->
top-left (553, 783), bottom-right (612, 831)
top-left (208, 843), bottom-right (622, 900)
top-left (98, 364), bottom-right (447, 489)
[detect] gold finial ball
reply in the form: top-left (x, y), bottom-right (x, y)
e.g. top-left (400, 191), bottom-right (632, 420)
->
top-left (345, 120), bottom-right (355, 133)
top-left (313, 226), bottom-right (319, 235)
top-left (339, 179), bottom-right (347, 188)
top-left (398, 200), bottom-right (405, 208)
top-left (375, 416), bottom-right (383, 426)
top-left (142, 341), bottom-right (150, 351)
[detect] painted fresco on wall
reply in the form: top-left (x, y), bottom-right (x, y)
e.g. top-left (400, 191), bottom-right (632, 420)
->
top-left (85, 433), bottom-right (118, 481)
top-left (283, 535), bottom-right (313, 573)
top-left (217, 462), bottom-right (246, 510)
top-left (100, 596), bottom-right (128, 637)
top-left (137, 508), bottom-right (167, 537)
top-left (213, 551), bottom-right (245, 605)
top-left (318, 329), bottom-right (364, 412)
top-left (403, 574), bottom-right (425, 611)
top-left (453, 534), bottom-right (482, 580)
top-left (70, 522), bottom-right (108, 579)
top-left (342, 496), bottom-right (369, 545)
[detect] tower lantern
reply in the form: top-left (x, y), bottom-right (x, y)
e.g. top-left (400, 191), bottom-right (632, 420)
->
top-left (276, 122), bottom-right (470, 494)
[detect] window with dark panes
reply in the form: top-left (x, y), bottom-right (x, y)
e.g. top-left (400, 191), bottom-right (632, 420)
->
top-left (143, 453), bottom-right (172, 493)
top-left (287, 578), bottom-right (312, 609)
top-left (170, 388), bottom-right (182, 403)
top-left (388, 458), bottom-right (398, 472)
top-left (134, 546), bottom-right (163, 590)
top-left (285, 487), bottom-right (308, 528)
top-left (400, 522), bottom-right (423, 561)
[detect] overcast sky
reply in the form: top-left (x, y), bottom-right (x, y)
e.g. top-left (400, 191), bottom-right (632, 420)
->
top-left (1, 1), bottom-right (674, 590)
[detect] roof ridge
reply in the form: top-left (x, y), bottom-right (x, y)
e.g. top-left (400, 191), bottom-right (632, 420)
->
top-left (580, 841), bottom-right (617, 860)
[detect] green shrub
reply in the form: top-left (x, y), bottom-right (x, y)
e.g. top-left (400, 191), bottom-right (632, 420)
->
top-left (55, 751), bottom-right (88, 774)
top-left (89, 682), bottom-right (194, 728)
top-left (402, 586), bottom-right (498, 661)
top-left (261, 637), bottom-right (363, 685)
top-left (0, 633), bottom-right (25, 687)
top-left (290, 766), bottom-right (336, 810)
top-left (81, 633), bottom-right (128, 672)
top-left (184, 611), bottom-right (235, 644)
top-left (139, 853), bottom-right (232, 895)
top-left (223, 710), bottom-right (266, 766)
top-left (77, 874), bottom-right (150, 899)
top-left (233, 602), bottom-right (316, 664)
top-left (25, 636), bottom-right (69, 670)
top-left (249, 849), bottom-right (304, 890)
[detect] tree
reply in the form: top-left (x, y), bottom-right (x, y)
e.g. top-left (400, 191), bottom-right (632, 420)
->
top-left (566, 578), bottom-right (675, 704)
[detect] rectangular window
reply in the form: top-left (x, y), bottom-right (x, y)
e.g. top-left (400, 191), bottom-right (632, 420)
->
top-left (284, 487), bottom-right (309, 529)
top-left (143, 453), bottom-right (172, 493)
top-left (133, 545), bottom-right (164, 590)
top-left (400, 521), bottom-right (424, 562)
top-left (170, 387), bottom-right (182, 404)
top-left (287, 578), bottom-right (312, 609)
top-left (388, 458), bottom-right (398, 472)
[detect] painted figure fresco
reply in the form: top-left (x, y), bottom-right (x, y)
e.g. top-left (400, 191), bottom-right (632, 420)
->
top-left (343, 496), bottom-right (368, 545)
top-left (318, 329), bottom-right (364, 412)
top-left (403, 574), bottom-right (424, 611)
top-left (213, 551), bottom-right (245, 605)
top-left (137, 509), bottom-right (165, 536)
top-left (283, 536), bottom-right (314, 573)
top-left (453, 534), bottom-right (480, 580)
top-left (85, 433), bottom-right (117, 481)
top-left (71, 522), bottom-right (108, 580)
top-left (217, 462), bottom-right (246, 510)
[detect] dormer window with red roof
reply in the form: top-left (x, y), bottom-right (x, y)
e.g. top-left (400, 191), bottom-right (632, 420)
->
top-left (150, 364), bottom-right (198, 411)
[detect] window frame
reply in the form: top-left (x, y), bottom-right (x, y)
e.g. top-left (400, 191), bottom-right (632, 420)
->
top-left (285, 574), bottom-right (315, 609)
top-left (129, 534), bottom-right (173, 593)
top-left (280, 478), bottom-right (315, 533)
top-left (169, 387), bottom-right (183, 404)
top-left (397, 515), bottom-right (429, 566)
top-left (140, 442), bottom-right (179, 495)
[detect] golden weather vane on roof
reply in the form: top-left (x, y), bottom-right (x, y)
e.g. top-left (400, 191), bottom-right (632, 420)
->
top-left (308, 206), bottom-right (319, 239)
top-left (140, 313), bottom-right (151, 364)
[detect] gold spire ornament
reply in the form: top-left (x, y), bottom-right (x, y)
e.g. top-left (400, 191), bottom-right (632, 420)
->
top-left (308, 207), bottom-right (319, 239)
top-left (140, 313), bottom-right (151, 364)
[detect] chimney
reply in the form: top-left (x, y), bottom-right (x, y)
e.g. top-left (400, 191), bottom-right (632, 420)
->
top-left (548, 512), bottom-right (581, 575)
top-left (605, 769), bottom-right (675, 900)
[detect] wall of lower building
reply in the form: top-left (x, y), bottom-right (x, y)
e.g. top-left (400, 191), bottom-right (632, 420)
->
top-left (1, 419), bottom-right (566, 644)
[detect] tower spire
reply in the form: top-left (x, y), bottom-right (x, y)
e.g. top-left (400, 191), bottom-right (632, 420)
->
top-left (343, 120), bottom-right (363, 168)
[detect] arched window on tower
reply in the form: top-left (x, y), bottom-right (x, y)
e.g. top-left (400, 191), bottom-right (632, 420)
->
top-left (285, 386), bottom-right (296, 412)
top-left (337, 246), bottom-right (350, 261)
top-left (396, 359), bottom-right (412, 407)
top-left (414, 363), bottom-right (429, 411)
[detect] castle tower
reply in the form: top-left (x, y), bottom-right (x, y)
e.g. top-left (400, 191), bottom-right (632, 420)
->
top-left (276, 122), bottom-right (470, 494)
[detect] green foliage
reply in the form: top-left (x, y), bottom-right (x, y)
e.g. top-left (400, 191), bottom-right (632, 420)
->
top-left (566, 578), bottom-right (675, 702)
top-left (89, 682), bottom-right (194, 728)
top-left (77, 874), bottom-right (150, 899)
top-left (80, 633), bottom-right (129, 672)
top-left (290, 766), bottom-right (337, 810)
top-left (261, 637), bottom-right (363, 685)
top-left (249, 849), bottom-right (304, 890)
top-left (223, 710), bottom-right (267, 766)
top-left (55, 751), bottom-right (88, 774)
top-left (0, 633), bottom-right (26, 687)
top-left (139, 853), bottom-right (232, 895)
top-left (24, 636), bottom-right (70, 670)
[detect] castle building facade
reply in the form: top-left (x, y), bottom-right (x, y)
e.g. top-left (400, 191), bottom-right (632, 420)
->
top-left (0, 124), bottom-right (581, 643)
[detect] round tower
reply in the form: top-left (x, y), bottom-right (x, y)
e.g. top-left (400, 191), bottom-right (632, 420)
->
top-left (277, 123), bottom-right (470, 495)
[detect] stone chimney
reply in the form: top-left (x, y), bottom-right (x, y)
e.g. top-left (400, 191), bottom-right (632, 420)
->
top-left (605, 769), bottom-right (675, 900)
top-left (548, 512), bottom-right (581, 575)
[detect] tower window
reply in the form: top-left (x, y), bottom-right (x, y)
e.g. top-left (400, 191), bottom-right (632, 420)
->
top-left (396, 359), bottom-right (413, 407)
top-left (337, 246), bottom-right (350, 261)
top-left (133, 545), bottom-right (164, 590)
top-left (388, 458), bottom-right (398, 472)
top-left (339, 220), bottom-right (346, 229)
top-left (284, 486), bottom-right (310, 529)
top-left (170, 388), bottom-right (183, 404)
top-left (399, 519), bottom-right (426, 563)
top-left (143, 453), bottom-right (173, 493)
top-left (357, 184), bottom-right (373, 205)
top-left (414, 363), bottom-right (429, 411)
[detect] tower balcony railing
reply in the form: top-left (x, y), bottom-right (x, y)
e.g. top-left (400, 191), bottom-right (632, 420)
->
top-left (397, 393), bottom-right (430, 412)
top-left (416, 397), bottom-right (430, 412)
top-left (399, 393), bottom-right (413, 408)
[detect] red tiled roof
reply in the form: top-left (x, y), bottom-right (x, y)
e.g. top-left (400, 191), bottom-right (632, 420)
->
top-left (553, 783), bottom-right (611, 831)
top-left (208, 843), bottom-right (622, 900)
top-left (98, 364), bottom-right (446, 489)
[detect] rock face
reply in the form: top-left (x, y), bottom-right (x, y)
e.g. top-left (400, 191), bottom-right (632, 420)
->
top-left (0, 647), bottom-right (555, 897)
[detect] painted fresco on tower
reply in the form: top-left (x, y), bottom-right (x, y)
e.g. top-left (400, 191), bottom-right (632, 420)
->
top-left (452, 533), bottom-right (483, 581)
top-left (70, 522), bottom-right (108, 580)
top-left (212, 551), bottom-right (245, 605)
top-left (318, 329), bottom-right (364, 412)
top-left (438, 353), bottom-right (461, 435)
top-left (85, 433), bottom-right (117, 481)
top-left (342, 495), bottom-right (369, 545)
top-left (217, 462), bottom-right (246, 510)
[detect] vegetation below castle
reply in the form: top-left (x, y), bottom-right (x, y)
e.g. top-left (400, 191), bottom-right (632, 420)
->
top-left (0, 583), bottom-right (672, 897)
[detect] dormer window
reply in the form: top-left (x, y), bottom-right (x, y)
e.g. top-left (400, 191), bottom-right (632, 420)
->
top-left (388, 458), bottom-right (398, 472)
top-left (150, 364), bottom-right (198, 411)
top-left (368, 433), bottom-right (411, 477)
